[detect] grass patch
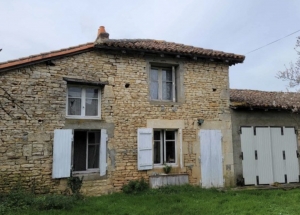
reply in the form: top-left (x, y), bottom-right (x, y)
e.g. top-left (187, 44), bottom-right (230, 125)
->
top-left (5, 185), bottom-right (300, 215)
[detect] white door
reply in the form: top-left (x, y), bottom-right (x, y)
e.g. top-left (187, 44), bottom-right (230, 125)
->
top-left (240, 127), bottom-right (256, 185)
top-left (241, 126), bottom-right (299, 185)
top-left (283, 127), bottom-right (299, 183)
top-left (199, 130), bottom-right (223, 188)
top-left (255, 127), bottom-right (273, 184)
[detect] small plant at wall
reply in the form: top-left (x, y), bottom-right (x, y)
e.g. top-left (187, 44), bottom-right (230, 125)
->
top-left (122, 177), bottom-right (149, 194)
top-left (67, 176), bottom-right (83, 198)
top-left (163, 163), bottom-right (172, 174)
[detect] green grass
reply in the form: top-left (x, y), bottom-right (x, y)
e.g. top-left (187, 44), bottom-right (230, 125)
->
top-left (5, 185), bottom-right (300, 215)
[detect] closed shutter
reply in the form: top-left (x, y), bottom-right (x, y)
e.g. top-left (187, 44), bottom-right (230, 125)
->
top-left (200, 130), bottom-right (211, 188)
top-left (200, 130), bottom-right (223, 188)
top-left (137, 128), bottom-right (153, 170)
top-left (100, 129), bottom-right (107, 176)
top-left (52, 129), bottom-right (73, 178)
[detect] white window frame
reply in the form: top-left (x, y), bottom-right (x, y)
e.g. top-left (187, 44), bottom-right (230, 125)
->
top-left (66, 85), bottom-right (101, 119)
top-left (72, 130), bottom-right (100, 174)
top-left (153, 129), bottom-right (177, 166)
top-left (150, 66), bottom-right (176, 102)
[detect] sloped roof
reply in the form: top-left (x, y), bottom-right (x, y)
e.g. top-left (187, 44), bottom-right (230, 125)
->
top-left (0, 43), bottom-right (94, 72)
top-left (230, 89), bottom-right (300, 112)
top-left (95, 39), bottom-right (245, 63)
top-left (0, 37), bottom-right (244, 72)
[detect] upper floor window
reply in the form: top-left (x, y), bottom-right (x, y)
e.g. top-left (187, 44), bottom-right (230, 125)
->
top-left (67, 86), bottom-right (100, 118)
top-left (150, 66), bottom-right (176, 102)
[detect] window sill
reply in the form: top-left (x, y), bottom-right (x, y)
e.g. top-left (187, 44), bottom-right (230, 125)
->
top-left (149, 100), bottom-right (182, 106)
top-left (154, 164), bottom-right (178, 168)
top-left (65, 116), bottom-right (102, 120)
top-left (72, 170), bottom-right (107, 181)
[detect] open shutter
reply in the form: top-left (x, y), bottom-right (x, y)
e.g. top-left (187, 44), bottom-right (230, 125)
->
top-left (52, 129), bottom-right (73, 179)
top-left (100, 129), bottom-right (107, 176)
top-left (137, 128), bottom-right (153, 170)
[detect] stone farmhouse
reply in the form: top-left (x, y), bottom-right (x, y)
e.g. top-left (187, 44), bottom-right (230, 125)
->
top-left (0, 26), bottom-right (248, 195)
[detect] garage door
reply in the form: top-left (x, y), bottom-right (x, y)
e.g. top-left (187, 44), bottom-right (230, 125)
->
top-left (241, 126), bottom-right (299, 185)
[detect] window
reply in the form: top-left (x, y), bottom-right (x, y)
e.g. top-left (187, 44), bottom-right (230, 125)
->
top-left (73, 130), bottom-right (100, 172)
top-left (52, 129), bottom-right (107, 178)
top-left (67, 86), bottom-right (100, 118)
top-left (153, 130), bottom-right (176, 165)
top-left (150, 66), bottom-right (176, 102)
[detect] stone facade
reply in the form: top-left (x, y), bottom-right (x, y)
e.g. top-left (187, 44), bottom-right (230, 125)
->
top-left (0, 48), bottom-right (235, 195)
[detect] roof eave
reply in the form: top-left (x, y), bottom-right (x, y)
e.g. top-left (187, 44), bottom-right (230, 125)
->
top-left (94, 44), bottom-right (245, 64)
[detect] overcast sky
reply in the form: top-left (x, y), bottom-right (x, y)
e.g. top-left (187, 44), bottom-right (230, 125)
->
top-left (1, 0), bottom-right (300, 92)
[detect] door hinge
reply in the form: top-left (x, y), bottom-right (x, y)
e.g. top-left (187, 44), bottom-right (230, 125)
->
top-left (240, 152), bottom-right (243, 160)
top-left (255, 150), bottom-right (258, 160)
top-left (296, 150), bottom-right (300, 158)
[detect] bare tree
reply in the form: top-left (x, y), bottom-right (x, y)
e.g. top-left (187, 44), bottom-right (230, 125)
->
top-left (277, 36), bottom-right (300, 90)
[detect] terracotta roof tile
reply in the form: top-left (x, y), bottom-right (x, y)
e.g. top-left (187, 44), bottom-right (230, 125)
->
top-left (230, 89), bottom-right (300, 112)
top-left (95, 39), bottom-right (245, 63)
top-left (0, 43), bottom-right (94, 71)
top-left (0, 38), bottom-right (245, 72)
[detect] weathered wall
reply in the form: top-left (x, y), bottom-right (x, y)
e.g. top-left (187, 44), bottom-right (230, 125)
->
top-left (0, 49), bottom-right (232, 195)
top-left (231, 109), bottom-right (300, 184)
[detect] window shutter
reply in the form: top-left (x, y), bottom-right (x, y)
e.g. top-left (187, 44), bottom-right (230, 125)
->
top-left (100, 129), bottom-right (107, 176)
top-left (52, 129), bottom-right (73, 178)
top-left (137, 128), bottom-right (153, 170)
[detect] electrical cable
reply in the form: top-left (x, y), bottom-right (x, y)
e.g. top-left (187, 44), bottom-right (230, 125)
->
top-left (246, 29), bottom-right (300, 55)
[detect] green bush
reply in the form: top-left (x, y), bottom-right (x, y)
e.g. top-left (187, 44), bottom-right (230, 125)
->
top-left (122, 177), bottom-right (149, 194)
top-left (34, 194), bottom-right (76, 210)
top-left (67, 176), bottom-right (83, 196)
top-left (0, 187), bottom-right (78, 214)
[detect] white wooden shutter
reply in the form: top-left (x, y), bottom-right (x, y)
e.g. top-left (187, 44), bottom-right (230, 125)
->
top-left (100, 129), bottom-right (107, 176)
top-left (52, 129), bottom-right (73, 178)
top-left (200, 130), bottom-right (223, 188)
top-left (137, 128), bottom-right (153, 170)
top-left (210, 130), bottom-right (223, 187)
top-left (200, 130), bottom-right (211, 188)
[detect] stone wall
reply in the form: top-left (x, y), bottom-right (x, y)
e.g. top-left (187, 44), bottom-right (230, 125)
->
top-left (0, 49), bottom-right (233, 195)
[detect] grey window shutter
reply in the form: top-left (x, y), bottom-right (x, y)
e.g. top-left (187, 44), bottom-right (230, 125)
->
top-left (137, 128), bottom-right (153, 170)
top-left (52, 129), bottom-right (73, 178)
top-left (100, 129), bottom-right (107, 176)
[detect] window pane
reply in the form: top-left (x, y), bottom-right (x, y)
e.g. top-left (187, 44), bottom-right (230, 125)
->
top-left (154, 131), bottom-right (161, 140)
top-left (88, 145), bottom-right (99, 168)
top-left (154, 141), bottom-right (161, 164)
top-left (68, 98), bottom-right (81, 115)
top-left (165, 131), bottom-right (175, 140)
top-left (166, 141), bottom-right (175, 163)
top-left (162, 82), bottom-right (172, 100)
top-left (88, 132), bottom-right (100, 144)
top-left (73, 131), bottom-right (87, 171)
top-left (85, 99), bottom-right (98, 116)
top-left (150, 81), bottom-right (159, 100)
top-left (162, 69), bottom-right (172, 81)
top-left (68, 87), bottom-right (81, 98)
top-left (151, 69), bottom-right (158, 81)
top-left (86, 88), bottom-right (98, 98)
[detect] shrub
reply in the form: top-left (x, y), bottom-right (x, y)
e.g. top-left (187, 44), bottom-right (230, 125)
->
top-left (67, 176), bottom-right (84, 199)
top-left (122, 177), bottom-right (149, 194)
top-left (163, 164), bottom-right (172, 174)
top-left (34, 194), bottom-right (76, 210)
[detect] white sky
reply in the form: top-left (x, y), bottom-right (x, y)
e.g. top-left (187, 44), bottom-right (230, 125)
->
top-left (1, 0), bottom-right (300, 92)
